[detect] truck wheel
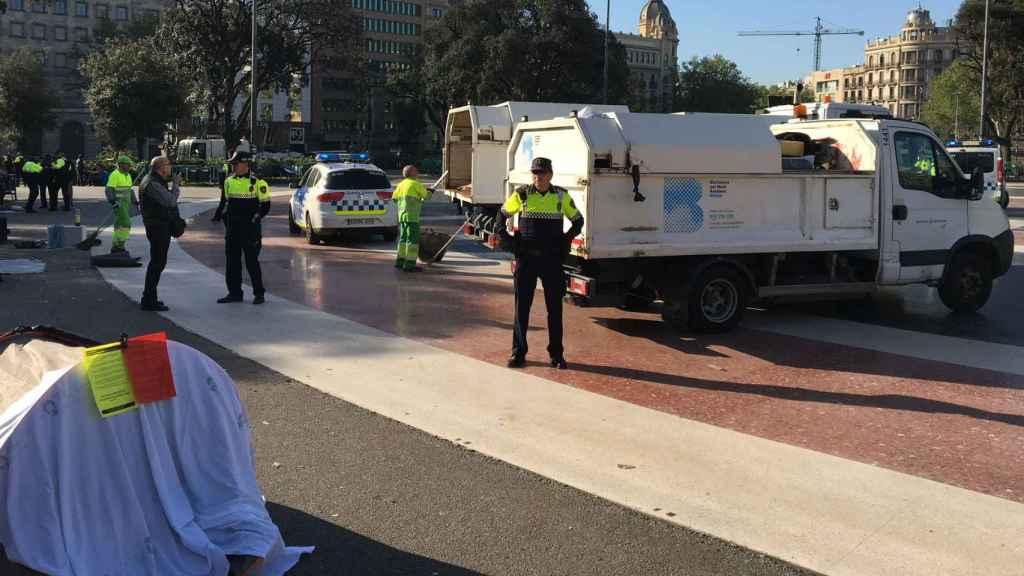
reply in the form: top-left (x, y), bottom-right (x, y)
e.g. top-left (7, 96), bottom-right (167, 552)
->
top-left (305, 213), bottom-right (321, 245)
top-left (687, 266), bottom-right (748, 333)
top-left (288, 210), bottom-right (300, 235)
top-left (999, 189), bottom-right (1009, 210)
top-left (939, 252), bottom-right (992, 313)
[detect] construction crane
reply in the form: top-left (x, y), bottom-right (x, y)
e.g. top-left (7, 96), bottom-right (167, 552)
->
top-left (739, 17), bottom-right (865, 71)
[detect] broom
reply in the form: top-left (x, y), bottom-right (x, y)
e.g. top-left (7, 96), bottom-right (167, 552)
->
top-left (76, 212), bottom-right (115, 250)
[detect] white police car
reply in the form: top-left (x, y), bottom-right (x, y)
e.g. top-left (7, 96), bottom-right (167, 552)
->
top-left (947, 139), bottom-right (1009, 209)
top-left (288, 152), bottom-right (398, 243)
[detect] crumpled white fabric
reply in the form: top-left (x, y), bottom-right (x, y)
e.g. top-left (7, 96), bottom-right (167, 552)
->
top-left (0, 340), bottom-right (313, 575)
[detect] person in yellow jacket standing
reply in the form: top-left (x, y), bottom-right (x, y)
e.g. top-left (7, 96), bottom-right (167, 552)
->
top-left (391, 165), bottom-right (432, 272)
top-left (212, 151), bottom-right (271, 305)
top-left (105, 156), bottom-right (138, 253)
top-left (21, 158), bottom-right (44, 213)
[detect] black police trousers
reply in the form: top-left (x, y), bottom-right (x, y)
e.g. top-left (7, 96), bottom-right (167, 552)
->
top-left (24, 177), bottom-right (43, 210)
top-left (224, 218), bottom-right (265, 298)
top-left (512, 252), bottom-right (565, 360)
top-left (48, 178), bottom-right (70, 210)
top-left (143, 219), bottom-right (171, 304)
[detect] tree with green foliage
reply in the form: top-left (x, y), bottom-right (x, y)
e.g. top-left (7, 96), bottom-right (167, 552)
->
top-left (0, 47), bottom-right (58, 150)
top-left (160, 0), bottom-right (362, 145)
top-left (756, 83), bottom-right (815, 107)
top-left (388, 0), bottom-right (631, 132)
top-left (674, 55), bottom-right (762, 114)
top-left (80, 38), bottom-right (189, 158)
top-left (954, 0), bottom-right (1024, 148)
top-left (920, 61), bottom-right (981, 141)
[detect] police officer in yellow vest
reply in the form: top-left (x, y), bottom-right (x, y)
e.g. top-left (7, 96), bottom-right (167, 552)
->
top-left (500, 157), bottom-right (584, 370)
top-left (392, 164), bottom-right (432, 272)
top-left (21, 158), bottom-right (44, 213)
top-left (212, 151), bottom-right (271, 305)
top-left (50, 151), bottom-right (72, 211)
top-left (105, 156), bottom-right (138, 253)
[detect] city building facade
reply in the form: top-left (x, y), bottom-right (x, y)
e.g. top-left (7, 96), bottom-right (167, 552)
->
top-left (310, 0), bottom-right (451, 161)
top-left (613, 0), bottom-right (678, 113)
top-left (808, 68), bottom-right (848, 103)
top-left (0, 0), bottom-right (170, 158)
top-left (842, 7), bottom-right (958, 119)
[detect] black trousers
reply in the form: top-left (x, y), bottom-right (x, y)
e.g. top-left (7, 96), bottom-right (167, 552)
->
top-left (47, 178), bottom-right (71, 210)
top-left (512, 253), bottom-right (565, 359)
top-left (58, 180), bottom-right (72, 210)
top-left (24, 177), bottom-right (42, 210)
top-left (143, 220), bottom-right (171, 304)
top-left (224, 219), bottom-right (264, 297)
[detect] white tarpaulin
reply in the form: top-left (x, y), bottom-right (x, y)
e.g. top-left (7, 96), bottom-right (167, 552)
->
top-left (0, 339), bottom-right (313, 575)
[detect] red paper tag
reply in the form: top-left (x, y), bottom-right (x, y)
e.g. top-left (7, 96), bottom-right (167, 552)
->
top-left (123, 332), bottom-right (176, 404)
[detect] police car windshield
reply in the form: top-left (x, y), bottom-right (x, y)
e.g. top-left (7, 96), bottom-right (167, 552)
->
top-left (326, 170), bottom-right (391, 190)
top-left (950, 151), bottom-right (995, 174)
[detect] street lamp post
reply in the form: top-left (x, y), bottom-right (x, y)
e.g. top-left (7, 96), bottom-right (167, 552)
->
top-left (979, 0), bottom-right (990, 138)
top-left (954, 89), bottom-right (960, 140)
top-left (603, 0), bottom-right (610, 104)
top-left (250, 0), bottom-right (257, 148)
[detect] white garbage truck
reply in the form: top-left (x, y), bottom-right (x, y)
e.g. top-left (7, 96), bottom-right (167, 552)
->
top-left (505, 111), bottom-right (1012, 332)
top-left (443, 101), bottom-right (629, 245)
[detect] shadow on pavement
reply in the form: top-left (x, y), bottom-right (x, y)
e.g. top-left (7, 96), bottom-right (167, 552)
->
top-left (568, 358), bottom-right (1024, 428)
top-left (592, 314), bottom-right (1024, 392)
top-left (267, 502), bottom-right (483, 575)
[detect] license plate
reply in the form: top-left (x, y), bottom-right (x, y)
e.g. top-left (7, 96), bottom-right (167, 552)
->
top-left (347, 218), bottom-right (376, 224)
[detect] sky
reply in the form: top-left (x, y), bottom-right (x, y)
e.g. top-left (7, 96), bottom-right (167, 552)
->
top-left (594, 0), bottom-right (964, 85)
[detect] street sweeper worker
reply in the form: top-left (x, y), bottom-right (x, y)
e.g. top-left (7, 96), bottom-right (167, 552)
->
top-left (105, 155), bottom-right (137, 253)
top-left (391, 165), bottom-right (432, 272)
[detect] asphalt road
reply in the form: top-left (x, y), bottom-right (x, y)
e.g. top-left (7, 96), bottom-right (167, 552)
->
top-left (0, 198), bottom-right (814, 574)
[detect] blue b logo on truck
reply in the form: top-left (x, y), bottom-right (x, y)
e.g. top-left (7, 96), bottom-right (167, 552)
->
top-left (664, 178), bottom-right (703, 233)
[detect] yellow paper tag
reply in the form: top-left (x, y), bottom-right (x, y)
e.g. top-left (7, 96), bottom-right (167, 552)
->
top-left (83, 342), bottom-right (138, 418)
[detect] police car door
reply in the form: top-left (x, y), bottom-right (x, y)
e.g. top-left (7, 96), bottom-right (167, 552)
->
top-left (292, 167), bottom-right (314, 221)
top-left (891, 130), bottom-right (968, 283)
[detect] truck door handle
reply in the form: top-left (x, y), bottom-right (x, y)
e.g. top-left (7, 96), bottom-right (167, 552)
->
top-left (893, 205), bottom-right (908, 221)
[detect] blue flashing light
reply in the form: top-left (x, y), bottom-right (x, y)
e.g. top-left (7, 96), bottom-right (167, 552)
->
top-left (316, 152), bottom-right (343, 163)
top-left (981, 138), bottom-right (994, 147)
top-left (316, 151), bottom-right (371, 163)
top-left (946, 139), bottom-right (961, 147)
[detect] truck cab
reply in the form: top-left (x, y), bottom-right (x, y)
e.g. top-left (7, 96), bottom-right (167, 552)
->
top-left (505, 112), bottom-right (1011, 332)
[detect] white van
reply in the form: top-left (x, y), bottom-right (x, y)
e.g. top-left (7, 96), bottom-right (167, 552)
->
top-left (946, 140), bottom-right (1008, 209)
top-left (506, 112), bottom-right (1011, 331)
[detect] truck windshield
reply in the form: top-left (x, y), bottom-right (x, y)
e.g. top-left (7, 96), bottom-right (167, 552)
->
top-left (950, 151), bottom-right (995, 174)
top-left (326, 170), bottom-right (391, 190)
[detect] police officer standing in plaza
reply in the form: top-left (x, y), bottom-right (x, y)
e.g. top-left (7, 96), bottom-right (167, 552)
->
top-left (500, 157), bottom-right (584, 370)
top-left (50, 151), bottom-right (72, 211)
top-left (212, 150), bottom-right (270, 305)
top-left (20, 157), bottom-right (44, 213)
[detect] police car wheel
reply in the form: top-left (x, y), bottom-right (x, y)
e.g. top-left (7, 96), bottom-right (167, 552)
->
top-left (288, 210), bottom-right (300, 235)
top-left (305, 213), bottom-right (320, 245)
top-left (939, 251), bottom-right (992, 313)
top-left (383, 227), bottom-right (398, 242)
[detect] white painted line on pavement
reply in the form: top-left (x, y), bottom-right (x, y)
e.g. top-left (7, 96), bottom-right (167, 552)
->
top-left (92, 204), bottom-right (1024, 576)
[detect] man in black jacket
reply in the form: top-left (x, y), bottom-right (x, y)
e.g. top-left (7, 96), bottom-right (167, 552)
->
top-left (139, 156), bottom-right (181, 312)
